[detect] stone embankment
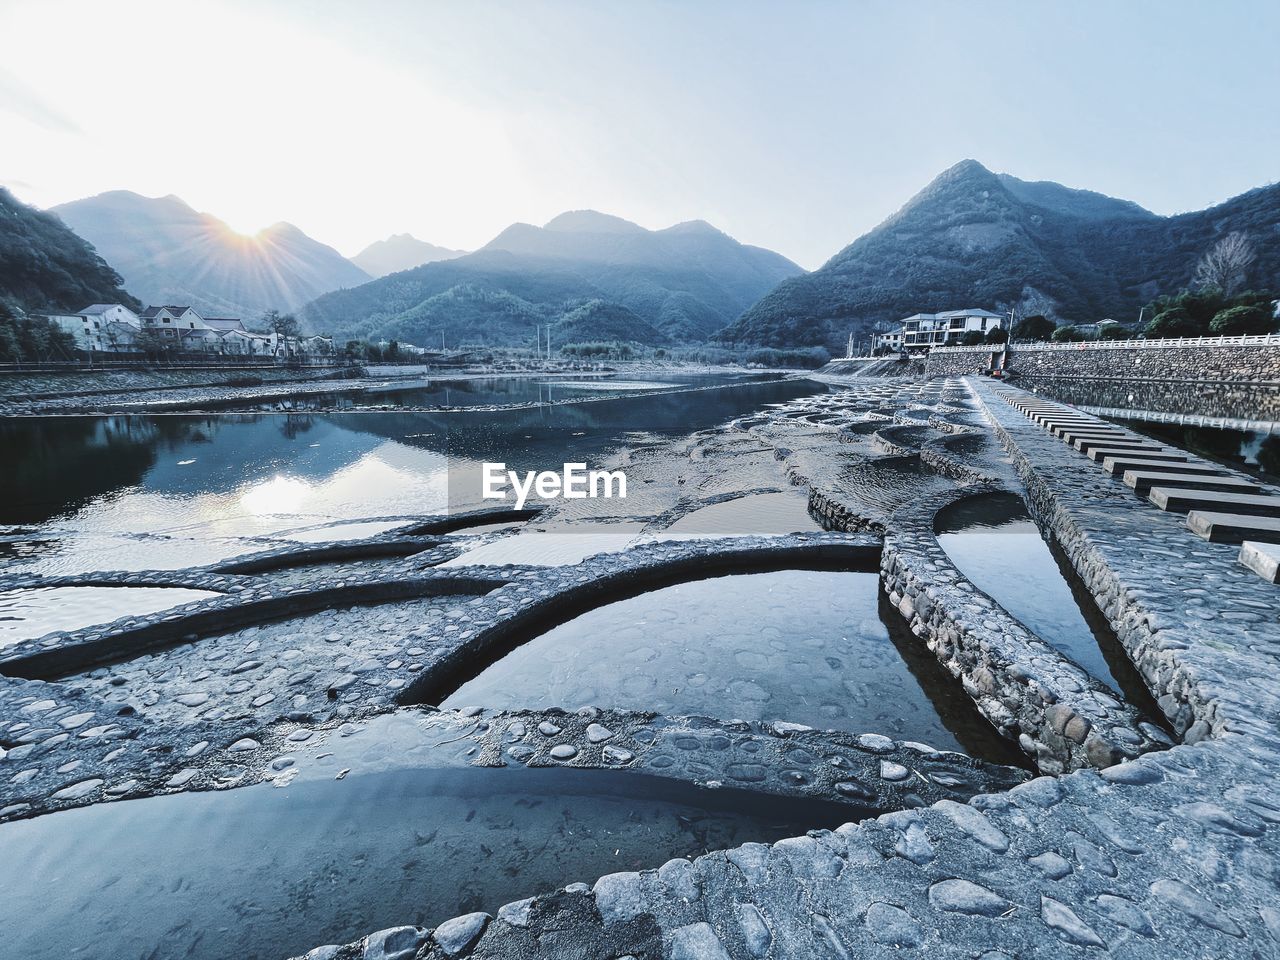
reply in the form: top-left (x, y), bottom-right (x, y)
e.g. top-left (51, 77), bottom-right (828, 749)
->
top-left (923, 340), bottom-right (1280, 383)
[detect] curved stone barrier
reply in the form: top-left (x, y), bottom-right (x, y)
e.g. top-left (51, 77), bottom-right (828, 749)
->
top-left (0, 571), bottom-right (506, 680)
top-left (442, 706), bottom-right (1030, 811)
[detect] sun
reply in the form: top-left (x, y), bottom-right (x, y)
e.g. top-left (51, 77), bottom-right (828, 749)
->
top-left (220, 213), bottom-right (269, 238)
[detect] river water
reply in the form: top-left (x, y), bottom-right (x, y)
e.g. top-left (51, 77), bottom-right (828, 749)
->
top-left (0, 375), bottom-right (825, 579)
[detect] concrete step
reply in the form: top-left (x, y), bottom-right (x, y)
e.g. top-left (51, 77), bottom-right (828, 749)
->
top-left (1123, 471), bottom-right (1262, 496)
top-left (1101, 457), bottom-right (1215, 478)
top-left (1076, 437), bottom-right (1162, 454)
top-left (1187, 511), bottom-right (1280, 545)
top-left (1149, 488), bottom-right (1280, 516)
top-left (1060, 432), bottom-right (1135, 446)
top-left (1086, 446), bottom-right (1178, 462)
top-left (1240, 541), bottom-right (1280, 583)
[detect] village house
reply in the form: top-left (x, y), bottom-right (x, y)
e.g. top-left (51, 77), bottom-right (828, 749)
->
top-left (898, 308), bottom-right (1005, 351)
top-left (44, 302), bottom-right (332, 359)
top-left (48, 304), bottom-right (142, 352)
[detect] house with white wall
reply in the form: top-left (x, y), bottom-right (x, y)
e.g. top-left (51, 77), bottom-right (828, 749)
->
top-left (899, 308), bottom-right (1004, 350)
top-left (48, 304), bottom-right (142, 352)
top-left (139, 305), bottom-right (211, 340)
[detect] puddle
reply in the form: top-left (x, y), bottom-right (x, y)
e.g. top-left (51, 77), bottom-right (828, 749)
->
top-left (0, 763), bottom-right (856, 960)
top-left (0, 585), bottom-right (221, 646)
top-left (442, 569), bottom-right (1021, 759)
top-left (935, 493), bottom-right (1161, 710)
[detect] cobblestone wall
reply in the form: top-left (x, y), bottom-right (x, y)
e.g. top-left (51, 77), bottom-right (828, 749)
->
top-left (924, 343), bottom-right (1280, 383)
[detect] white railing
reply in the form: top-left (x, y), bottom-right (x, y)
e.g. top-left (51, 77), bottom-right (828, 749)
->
top-left (929, 333), bottom-right (1280, 353)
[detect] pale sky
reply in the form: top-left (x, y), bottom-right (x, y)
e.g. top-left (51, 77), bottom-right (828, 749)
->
top-left (2, 0), bottom-right (1278, 269)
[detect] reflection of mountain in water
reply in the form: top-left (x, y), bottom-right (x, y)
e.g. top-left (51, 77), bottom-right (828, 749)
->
top-left (0, 378), bottom-right (826, 530)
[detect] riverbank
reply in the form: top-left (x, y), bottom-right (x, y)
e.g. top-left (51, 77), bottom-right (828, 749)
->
top-left (0, 362), bottom-right (796, 416)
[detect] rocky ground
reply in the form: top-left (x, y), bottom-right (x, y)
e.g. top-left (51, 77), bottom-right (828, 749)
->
top-left (1, 374), bottom-right (1277, 959)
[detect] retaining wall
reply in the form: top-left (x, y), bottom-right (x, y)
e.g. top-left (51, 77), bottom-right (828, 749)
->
top-left (924, 342), bottom-right (1280, 383)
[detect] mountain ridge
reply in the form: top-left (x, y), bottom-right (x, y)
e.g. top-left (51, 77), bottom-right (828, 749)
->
top-left (0, 187), bottom-right (138, 314)
top-left (51, 190), bottom-right (370, 318)
top-left (719, 160), bottom-right (1280, 349)
top-left (300, 210), bottom-right (805, 347)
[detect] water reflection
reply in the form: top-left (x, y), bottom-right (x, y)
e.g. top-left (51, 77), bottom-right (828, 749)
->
top-left (0, 762), bottom-right (855, 960)
top-left (936, 493), bottom-right (1168, 725)
top-left (0, 377), bottom-right (825, 576)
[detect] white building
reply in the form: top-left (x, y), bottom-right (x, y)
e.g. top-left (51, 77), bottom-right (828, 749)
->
top-left (139, 305), bottom-right (211, 341)
top-left (899, 308), bottom-right (1004, 350)
top-left (873, 329), bottom-right (903, 352)
top-left (48, 304), bottom-right (142, 352)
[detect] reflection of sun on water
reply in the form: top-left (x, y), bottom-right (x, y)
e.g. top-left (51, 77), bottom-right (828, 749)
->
top-left (240, 475), bottom-right (311, 516)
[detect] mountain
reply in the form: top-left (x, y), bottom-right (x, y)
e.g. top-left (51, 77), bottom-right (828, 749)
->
top-left (351, 233), bottom-right (465, 277)
top-left (720, 160), bottom-right (1280, 349)
top-left (50, 191), bottom-right (370, 318)
top-left (0, 187), bottom-right (138, 313)
top-left (299, 210), bottom-right (804, 347)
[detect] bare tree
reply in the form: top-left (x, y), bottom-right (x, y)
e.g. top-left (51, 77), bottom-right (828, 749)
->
top-left (1193, 231), bottom-right (1256, 295)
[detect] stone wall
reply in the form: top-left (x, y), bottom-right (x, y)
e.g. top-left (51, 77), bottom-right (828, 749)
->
top-left (924, 342), bottom-right (1280, 383)
top-left (922, 348), bottom-right (1004, 378)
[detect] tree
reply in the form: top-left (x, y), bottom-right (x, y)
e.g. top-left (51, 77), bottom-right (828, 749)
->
top-left (1144, 307), bottom-right (1200, 339)
top-left (1012, 315), bottom-right (1056, 342)
top-left (1209, 303), bottom-right (1274, 336)
top-left (959, 330), bottom-right (985, 346)
top-left (260, 309), bottom-right (301, 340)
top-left (1193, 232), bottom-right (1256, 296)
top-left (1099, 324), bottom-right (1132, 340)
top-left (1051, 326), bottom-right (1085, 343)
top-left (985, 327), bottom-right (1009, 345)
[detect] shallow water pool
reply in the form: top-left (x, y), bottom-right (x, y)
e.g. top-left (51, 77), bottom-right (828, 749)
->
top-left (0, 762), bottom-right (855, 960)
top-left (935, 493), bottom-right (1160, 711)
top-left (0, 585), bottom-right (220, 645)
top-left (443, 569), bottom-right (1013, 755)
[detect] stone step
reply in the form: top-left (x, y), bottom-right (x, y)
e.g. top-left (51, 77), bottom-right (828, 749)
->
top-left (1239, 541), bottom-right (1280, 583)
top-left (1122, 471), bottom-right (1262, 496)
top-left (1050, 425), bottom-right (1126, 438)
top-left (1086, 446), bottom-right (1178, 463)
top-left (1034, 415), bottom-right (1098, 426)
top-left (1101, 457), bottom-right (1215, 478)
top-left (1037, 415), bottom-right (1102, 425)
top-left (1076, 437), bottom-right (1163, 454)
top-left (1187, 511), bottom-right (1280, 545)
top-left (1149, 487), bottom-right (1280, 516)
top-left (1059, 431), bottom-right (1135, 445)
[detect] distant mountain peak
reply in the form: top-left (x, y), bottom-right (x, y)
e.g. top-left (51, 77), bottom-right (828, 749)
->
top-left (351, 233), bottom-right (465, 278)
top-left (543, 210), bottom-right (645, 234)
top-left (661, 219), bottom-right (725, 237)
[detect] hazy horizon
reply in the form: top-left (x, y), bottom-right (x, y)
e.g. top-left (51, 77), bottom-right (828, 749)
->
top-left (3, 0), bottom-right (1278, 270)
